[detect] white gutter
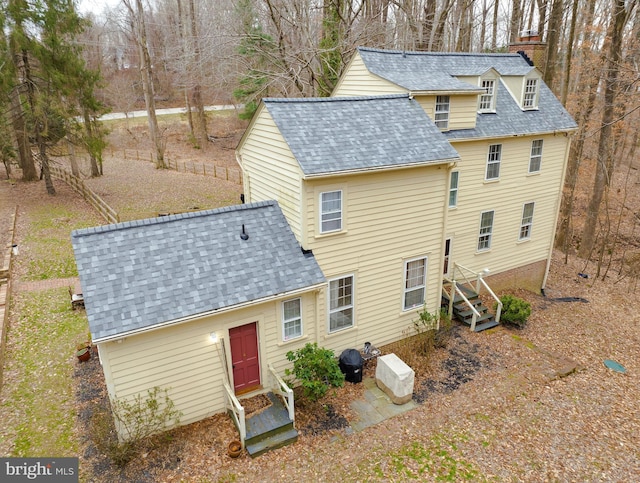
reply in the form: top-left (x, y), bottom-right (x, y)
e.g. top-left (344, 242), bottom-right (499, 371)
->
top-left (410, 89), bottom-right (484, 96)
top-left (93, 282), bottom-right (327, 344)
top-left (302, 157), bottom-right (461, 180)
top-left (446, 128), bottom-right (578, 144)
top-left (542, 132), bottom-right (575, 291)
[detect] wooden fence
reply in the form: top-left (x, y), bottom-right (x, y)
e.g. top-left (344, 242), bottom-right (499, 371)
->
top-left (50, 166), bottom-right (119, 224)
top-left (120, 149), bottom-right (242, 184)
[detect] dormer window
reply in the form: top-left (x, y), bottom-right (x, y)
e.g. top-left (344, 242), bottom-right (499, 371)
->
top-left (435, 96), bottom-right (450, 129)
top-left (523, 78), bottom-right (539, 109)
top-left (479, 79), bottom-right (496, 112)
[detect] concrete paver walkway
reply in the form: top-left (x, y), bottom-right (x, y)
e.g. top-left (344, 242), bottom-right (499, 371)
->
top-left (349, 377), bottom-right (418, 432)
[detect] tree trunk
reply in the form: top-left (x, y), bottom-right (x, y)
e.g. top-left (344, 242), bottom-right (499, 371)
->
top-left (420, 0), bottom-right (437, 50)
top-left (578, 0), bottom-right (629, 259)
top-left (433, 0), bottom-right (455, 51)
top-left (134, 0), bottom-right (165, 169)
top-left (561, 0), bottom-right (579, 105)
top-left (38, 134), bottom-right (55, 195)
top-left (510, 0), bottom-right (523, 43)
top-left (543, 0), bottom-right (563, 89)
top-left (478, 0), bottom-right (489, 51)
top-left (455, 0), bottom-right (473, 52)
top-left (68, 139), bottom-right (80, 178)
top-left (188, 0), bottom-right (207, 145)
top-left (9, 90), bottom-right (37, 180)
top-left (491, 0), bottom-right (499, 50)
top-left (538, 0), bottom-right (548, 38)
top-left (555, 0), bottom-right (598, 254)
top-left (83, 109), bottom-right (101, 177)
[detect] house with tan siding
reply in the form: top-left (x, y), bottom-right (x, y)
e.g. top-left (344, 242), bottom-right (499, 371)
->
top-left (72, 202), bottom-right (325, 450)
top-left (72, 47), bottom-right (576, 452)
top-left (332, 48), bottom-right (577, 294)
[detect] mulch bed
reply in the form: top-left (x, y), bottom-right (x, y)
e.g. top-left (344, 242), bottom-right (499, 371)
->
top-left (73, 323), bottom-right (497, 482)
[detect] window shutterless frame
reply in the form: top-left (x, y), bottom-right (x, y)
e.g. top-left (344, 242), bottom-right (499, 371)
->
top-left (529, 139), bottom-right (543, 173)
top-left (485, 144), bottom-right (501, 180)
top-left (282, 298), bottom-right (302, 341)
top-left (319, 190), bottom-right (342, 233)
top-left (403, 257), bottom-right (427, 311)
top-left (478, 210), bottom-right (494, 251)
top-left (328, 275), bottom-right (354, 333)
top-left (479, 79), bottom-right (495, 112)
top-left (434, 95), bottom-right (450, 129)
top-left (449, 171), bottom-right (459, 207)
top-left (519, 202), bottom-right (535, 240)
top-left (523, 78), bottom-right (538, 109)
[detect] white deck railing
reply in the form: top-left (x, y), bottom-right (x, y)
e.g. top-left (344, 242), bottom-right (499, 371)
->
top-left (445, 280), bottom-right (482, 330)
top-left (477, 277), bottom-right (502, 323)
top-left (269, 364), bottom-right (295, 424)
top-left (223, 382), bottom-right (246, 448)
top-left (444, 263), bottom-right (502, 330)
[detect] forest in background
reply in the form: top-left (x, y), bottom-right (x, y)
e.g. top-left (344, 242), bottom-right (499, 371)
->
top-left (1, 0), bottom-right (639, 280)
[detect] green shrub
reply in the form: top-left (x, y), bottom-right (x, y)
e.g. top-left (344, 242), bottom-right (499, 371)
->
top-left (284, 343), bottom-right (344, 402)
top-left (497, 295), bottom-right (531, 329)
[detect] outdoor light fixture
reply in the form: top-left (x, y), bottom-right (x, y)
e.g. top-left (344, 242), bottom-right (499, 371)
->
top-left (483, 268), bottom-right (490, 274)
top-left (209, 332), bottom-right (219, 343)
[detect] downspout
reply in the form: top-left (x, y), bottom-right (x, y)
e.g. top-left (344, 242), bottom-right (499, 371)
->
top-left (541, 132), bottom-right (573, 293)
top-left (437, 161), bottom-right (458, 329)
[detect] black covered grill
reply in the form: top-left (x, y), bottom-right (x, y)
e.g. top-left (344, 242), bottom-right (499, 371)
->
top-left (339, 348), bottom-right (364, 383)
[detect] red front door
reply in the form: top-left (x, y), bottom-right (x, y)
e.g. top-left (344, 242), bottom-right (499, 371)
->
top-left (229, 322), bottom-right (261, 394)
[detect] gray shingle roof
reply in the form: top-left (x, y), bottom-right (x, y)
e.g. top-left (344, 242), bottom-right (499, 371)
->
top-left (358, 47), bottom-right (536, 91)
top-left (444, 80), bottom-right (577, 139)
top-left (263, 95), bottom-right (460, 176)
top-left (72, 201), bottom-right (325, 342)
top-left (355, 48), bottom-right (577, 137)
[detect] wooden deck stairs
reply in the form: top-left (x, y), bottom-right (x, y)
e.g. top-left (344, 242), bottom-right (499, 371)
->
top-left (442, 283), bottom-right (499, 332)
top-left (242, 392), bottom-right (298, 458)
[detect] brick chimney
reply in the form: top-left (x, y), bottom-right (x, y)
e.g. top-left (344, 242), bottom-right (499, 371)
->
top-left (509, 30), bottom-right (546, 71)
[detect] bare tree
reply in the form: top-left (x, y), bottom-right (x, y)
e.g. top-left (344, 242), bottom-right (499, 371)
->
top-left (124, 0), bottom-right (166, 169)
top-left (543, 0), bottom-right (564, 88)
top-left (579, 0), bottom-right (635, 259)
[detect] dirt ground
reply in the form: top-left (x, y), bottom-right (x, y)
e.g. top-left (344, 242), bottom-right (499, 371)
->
top-left (2, 120), bottom-right (640, 481)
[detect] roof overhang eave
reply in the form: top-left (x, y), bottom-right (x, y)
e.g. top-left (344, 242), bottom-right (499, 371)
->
top-left (409, 88), bottom-right (484, 96)
top-left (91, 281), bottom-right (327, 344)
top-left (302, 157), bottom-right (461, 179)
top-left (446, 126), bottom-right (578, 142)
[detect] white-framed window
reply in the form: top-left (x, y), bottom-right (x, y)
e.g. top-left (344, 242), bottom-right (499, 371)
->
top-left (529, 139), bottom-right (543, 173)
top-left (435, 95), bottom-right (450, 129)
top-left (403, 257), bottom-right (427, 310)
top-left (282, 298), bottom-right (302, 341)
top-left (485, 144), bottom-right (502, 180)
top-left (329, 275), bottom-right (354, 333)
top-left (523, 78), bottom-right (538, 109)
top-left (478, 210), bottom-right (494, 251)
top-left (519, 202), bottom-right (535, 240)
top-left (449, 171), bottom-right (459, 208)
top-left (479, 79), bottom-right (496, 112)
top-left (320, 190), bottom-right (342, 233)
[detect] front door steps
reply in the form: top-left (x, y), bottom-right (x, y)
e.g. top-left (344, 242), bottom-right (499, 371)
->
top-left (442, 283), bottom-right (499, 332)
top-left (243, 392), bottom-right (298, 458)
